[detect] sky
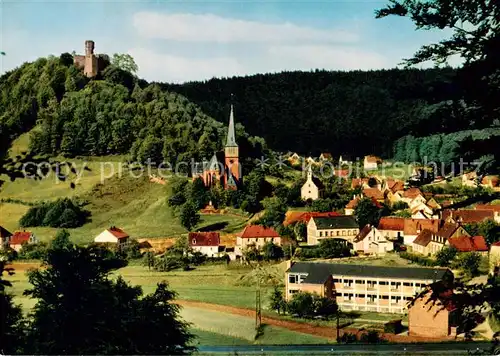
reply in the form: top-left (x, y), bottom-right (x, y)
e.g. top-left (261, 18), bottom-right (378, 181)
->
top-left (0, 0), bottom-right (459, 84)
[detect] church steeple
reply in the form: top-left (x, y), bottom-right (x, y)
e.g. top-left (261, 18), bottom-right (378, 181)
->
top-left (224, 96), bottom-right (240, 189)
top-left (225, 103), bottom-right (237, 148)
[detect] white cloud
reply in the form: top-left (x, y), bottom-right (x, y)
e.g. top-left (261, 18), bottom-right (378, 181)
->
top-left (132, 11), bottom-right (359, 44)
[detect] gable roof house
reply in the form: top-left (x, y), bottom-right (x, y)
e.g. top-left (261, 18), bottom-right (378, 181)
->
top-left (363, 155), bottom-right (380, 171)
top-left (307, 216), bottom-right (359, 246)
top-left (442, 209), bottom-right (497, 224)
top-left (351, 178), bottom-right (370, 190)
top-left (0, 226), bottom-right (13, 250)
top-left (301, 165), bottom-right (324, 201)
top-left (236, 225), bottom-right (281, 255)
top-left (362, 188), bottom-right (386, 203)
top-left (94, 226), bottom-right (129, 245)
top-left (319, 153), bottom-right (332, 161)
top-left (8, 231), bottom-right (37, 252)
top-left (354, 225), bottom-right (394, 255)
top-left (403, 218), bottom-right (443, 246)
top-left (283, 211), bottom-right (341, 227)
top-left (413, 223), bottom-right (470, 256)
top-left (490, 241), bottom-right (500, 275)
top-left (377, 217), bottom-right (405, 241)
top-left (188, 232), bottom-right (222, 257)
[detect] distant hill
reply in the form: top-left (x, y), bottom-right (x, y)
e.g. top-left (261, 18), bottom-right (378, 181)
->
top-left (162, 68), bottom-right (463, 157)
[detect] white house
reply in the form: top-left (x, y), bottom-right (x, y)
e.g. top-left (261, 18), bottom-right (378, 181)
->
top-left (354, 225), bottom-right (394, 255)
top-left (7, 231), bottom-right (37, 252)
top-left (188, 232), bottom-right (221, 257)
top-left (94, 226), bottom-right (130, 245)
top-left (235, 225), bottom-right (281, 256)
top-left (363, 156), bottom-right (379, 171)
top-left (307, 215), bottom-right (359, 246)
top-left (301, 165), bottom-right (324, 201)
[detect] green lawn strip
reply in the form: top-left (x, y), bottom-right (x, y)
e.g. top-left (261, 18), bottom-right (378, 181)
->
top-left (190, 329), bottom-right (251, 346)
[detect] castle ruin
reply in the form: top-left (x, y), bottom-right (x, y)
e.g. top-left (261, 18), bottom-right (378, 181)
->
top-left (73, 40), bottom-right (110, 78)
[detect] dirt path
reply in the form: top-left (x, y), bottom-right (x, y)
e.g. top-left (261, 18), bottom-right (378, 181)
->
top-left (176, 300), bottom-right (453, 343)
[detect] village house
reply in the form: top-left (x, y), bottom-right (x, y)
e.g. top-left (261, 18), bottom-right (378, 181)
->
top-left (235, 225), bottom-right (281, 255)
top-left (305, 156), bottom-right (317, 165)
top-left (403, 218), bottom-right (442, 246)
top-left (462, 172), bottom-right (500, 191)
top-left (188, 232), bottom-right (222, 258)
top-left (412, 223), bottom-right (470, 256)
top-left (442, 209), bottom-right (498, 224)
top-left (338, 155), bottom-right (353, 167)
top-left (475, 204), bottom-right (500, 223)
top-left (362, 187), bottom-right (386, 203)
top-left (408, 286), bottom-right (458, 338)
top-left (8, 231), bottom-right (37, 252)
top-left (287, 152), bottom-right (301, 166)
top-left (307, 216), bottom-right (359, 246)
top-left (363, 155), bottom-right (379, 171)
top-left (301, 165), bottom-right (324, 201)
top-left (0, 226), bottom-right (12, 250)
top-left (285, 261), bottom-right (453, 314)
top-left (377, 217), bottom-right (405, 242)
top-left (94, 226), bottom-right (130, 245)
top-left (353, 225), bottom-right (394, 255)
top-left (351, 177), bottom-right (370, 190)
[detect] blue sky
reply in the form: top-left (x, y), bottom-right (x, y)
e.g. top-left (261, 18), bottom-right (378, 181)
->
top-left (0, 0), bottom-right (458, 83)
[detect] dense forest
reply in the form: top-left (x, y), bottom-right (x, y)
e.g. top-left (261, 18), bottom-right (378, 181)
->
top-left (162, 68), bottom-right (470, 157)
top-left (0, 55), bottom-right (266, 170)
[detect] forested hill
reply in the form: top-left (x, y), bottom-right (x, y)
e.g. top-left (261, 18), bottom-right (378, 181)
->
top-left (0, 55), bottom-right (265, 170)
top-left (162, 68), bottom-right (462, 157)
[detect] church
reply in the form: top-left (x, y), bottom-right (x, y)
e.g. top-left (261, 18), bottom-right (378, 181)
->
top-left (192, 104), bottom-right (241, 190)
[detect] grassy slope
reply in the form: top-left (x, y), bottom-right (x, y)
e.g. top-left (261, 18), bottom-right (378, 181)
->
top-left (0, 134), bottom-right (247, 244)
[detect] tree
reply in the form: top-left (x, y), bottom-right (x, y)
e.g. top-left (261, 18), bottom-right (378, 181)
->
top-left (269, 286), bottom-right (286, 314)
top-left (318, 239), bottom-right (351, 259)
top-left (256, 197), bottom-right (287, 228)
top-left (0, 261), bottom-right (24, 354)
top-left (142, 251), bottom-right (155, 271)
top-left (50, 229), bottom-right (72, 250)
top-left (293, 221), bottom-right (307, 241)
top-left (376, 0), bottom-right (500, 128)
top-left (179, 201), bottom-right (201, 231)
top-left (286, 292), bottom-right (315, 318)
top-left (313, 295), bottom-right (338, 319)
top-left (188, 177), bottom-right (209, 210)
top-left (454, 252), bottom-right (481, 278)
top-left (465, 219), bottom-right (500, 246)
top-left (23, 244), bottom-right (194, 354)
top-left (354, 198), bottom-right (381, 227)
top-left (111, 53), bottom-right (139, 74)
top-left (309, 198), bottom-right (336, 213)
top-left (435, 246), bottom-right (458, 267)
top-left (262, 241), bottom-right (284, 261)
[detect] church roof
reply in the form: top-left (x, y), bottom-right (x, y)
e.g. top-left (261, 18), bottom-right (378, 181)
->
top-left (209, 153), bottom-right (221, 171)
top-left (225, 104), bottom-right (238, 147)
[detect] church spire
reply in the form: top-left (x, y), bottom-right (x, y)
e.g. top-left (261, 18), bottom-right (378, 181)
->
top-left (225, 96), bottom-right (237, 147)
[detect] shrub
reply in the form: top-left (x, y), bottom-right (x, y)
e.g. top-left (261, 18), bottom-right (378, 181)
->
top-left (360, 330), bottom-right (384, 343)
top-left (384, 319), bottom-right (403, 334)
top-left (400, 251), bottom-right (437, 266)
top-left (338, 332), bottom-right (357, 344)
top-left (19, 198), bottom-right (90, 228)
top-left (17, 242), bottom-right (48, 260)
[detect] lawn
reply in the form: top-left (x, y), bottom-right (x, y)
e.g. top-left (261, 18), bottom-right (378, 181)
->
top-left (0, 166), bottom-right (247, 244)
top-left (181, 306), bottom-right (330, 345)
top-left (190, 329), bottom-right (251, 346)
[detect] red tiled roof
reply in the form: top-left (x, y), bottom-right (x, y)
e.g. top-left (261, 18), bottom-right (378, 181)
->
top-left (0, 226), bottom-right (12, 238)
top-left (9, 231), bottom-right (31, 245)
top-left (363, 188), bottom-right (385, 201)
top-left (492, 241), bottom-right (500, 247)
top-left (189, 232), bottom-right (220, 247)
top-left (475, 204), bottom-right (500, 213)
top-left (403, 218), bottom-right (442, 235)
top-left (448, 235), bottom-right (488, 252)
top-left (351, 178), bottom-right (369, 189)
top-left (402, 188), bottom-right (423, 199)
top-left (346, 197), bottom-right (360, 209)
top-left (413, 229), bottom-right (433, 247)
top-left (283, 211), bottom-right (341, 226)
top-left (378, 217), bottom-right (405, 231)
top-left (241, 225), bottom-right (280, 239)
top-left (365, 155), bottom-right (379, 164)
top-left (107, 227), bottom-right (129, 240)
top-left (442, 209), bottom-right (494, 224)
top-left (321, 153), bottom-right (332, 159)
top-left (481, 176), bottom-right (499, 187)
top-left (389, 181), bottom-right (405, 193)
top-left (436, 223), bottom-right (463, 239)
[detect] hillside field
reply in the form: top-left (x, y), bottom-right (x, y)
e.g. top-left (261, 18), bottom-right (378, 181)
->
top-left (0, 131), bottom-right (248, 244)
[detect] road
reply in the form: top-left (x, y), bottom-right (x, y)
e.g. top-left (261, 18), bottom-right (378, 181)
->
top-left (197, 342), bottom-right (496, 354)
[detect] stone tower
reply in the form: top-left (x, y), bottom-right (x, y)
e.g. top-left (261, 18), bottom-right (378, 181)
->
top-left (84, 40), bottom-right (98, 77)
top-left (224, 104), bottom-right (240, 189)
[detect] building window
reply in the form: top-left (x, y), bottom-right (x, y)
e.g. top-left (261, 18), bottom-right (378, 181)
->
top-left (337, 231), bottom-right (340, 236)
top-left (355, 280), bottom-right (365, 285)
top-left (379, 281), bottom-right (388, 286)
top-left (333, 279), bottom-right (340, 283)
top-left (367, 281), bottom-right (377, 289)
top-left (289, 275), bottom-right (297, 284)
top-left (390, 282), bottom-right (401, 291)
top-left (342, 230), bottom-right (347, 236)
top-left (403, 282), bottom-right (412, 287)
top-left (357, 294), bottom-right (365, 298)
top-left (192, 239), bottom-right (196, 245)
top-left (343, 279), bottom-right (353, 288)
top-left (289, 289), bottom-right (298, 295)
top-left (319, 231), bottom-right (323, 237)
top-left (381, 295), bottom-right (389, 300)
top-left (368, 295), bottom-right (377, 304)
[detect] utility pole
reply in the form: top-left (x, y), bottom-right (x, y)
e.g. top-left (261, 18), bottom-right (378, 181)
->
top-left (255, 264), bottom-right (262, 331)
top-left (336, 310), bottom-right (340, 341)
